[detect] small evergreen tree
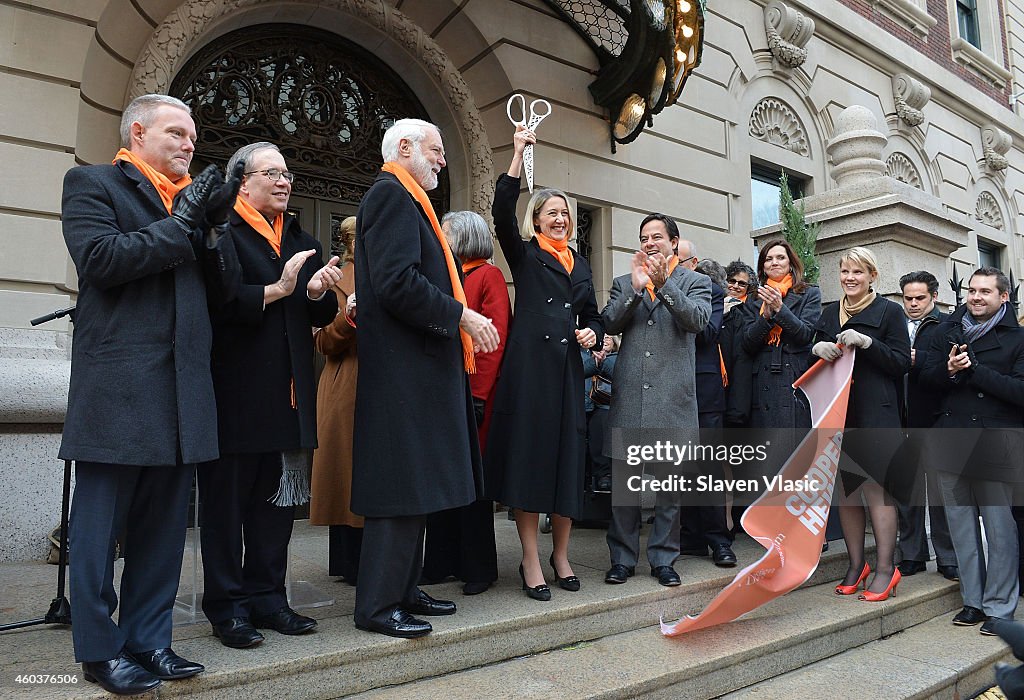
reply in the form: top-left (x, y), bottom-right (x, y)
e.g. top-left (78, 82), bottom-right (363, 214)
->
top-left (778, 171), bottom-right (820, 284)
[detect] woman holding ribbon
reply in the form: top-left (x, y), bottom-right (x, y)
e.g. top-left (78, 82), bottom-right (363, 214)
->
top-left (811, 246), bottom-right (910, 601)
top-left (485, 123), bottom-right (603, 601)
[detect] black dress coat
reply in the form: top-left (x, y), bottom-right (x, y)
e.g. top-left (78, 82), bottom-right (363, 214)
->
top-left (208, 211), bottom-right (338, 454)
top-left (484, 174), bottom-right (603, 519)
top-left (721, 300), bottom-right (756, 426)
top-left (919, 305), bottom-right (1024, 483)
top-left (59, 161), bottom-right (237, 466)
top-left (814, 295), bottom-right (911, 495)
top-left (695, 281), bottom-right (726, 417)
top-left (351, 171), bottom-right (482, 518)
top-left (898, 305), bottom-right (948, 429)
top-left (739, 285), bottom-right (821, 431)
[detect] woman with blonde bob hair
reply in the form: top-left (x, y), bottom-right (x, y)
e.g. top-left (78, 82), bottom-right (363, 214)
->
top-left (812, 246), bottom-right (911, 601)
top-left (485, 123), bottom-right (603, 601)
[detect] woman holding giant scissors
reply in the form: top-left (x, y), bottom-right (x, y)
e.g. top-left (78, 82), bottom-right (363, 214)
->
top-left (485, 113), bottom-right (603, 601)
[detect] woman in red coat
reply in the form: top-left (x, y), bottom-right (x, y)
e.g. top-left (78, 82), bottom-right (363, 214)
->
top-left (421, 210), bottom-right (511, 595)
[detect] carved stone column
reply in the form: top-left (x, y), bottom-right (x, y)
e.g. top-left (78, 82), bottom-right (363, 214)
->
top-left (753, 105), bottom-right (969, 304)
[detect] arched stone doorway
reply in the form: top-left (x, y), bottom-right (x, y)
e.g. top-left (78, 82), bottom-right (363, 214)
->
top-left (169, 23), bottom-right (449, 257)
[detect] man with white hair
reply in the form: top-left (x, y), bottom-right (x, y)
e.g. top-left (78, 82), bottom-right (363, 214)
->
top-left (60, 94), bottom-right (240, 694)
top-left (351, 119), bottom-right (499, 637)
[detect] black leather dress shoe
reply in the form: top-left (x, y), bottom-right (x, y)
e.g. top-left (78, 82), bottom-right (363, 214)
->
top-left (651, 565), bottom-right (681, 587)
top-left (212, 617), bottom-right (265, 648)
top-left (403, 589), bottom-right (457, 616)
top-left (897, 560), bottom-right (927, 576)
top-left (129, 648), bottom-right (204, 680)
top-left (252, 607), bottom-right (318, 635)
top-left (937, 564), bottom-right (960, 581)
top-left (356, 608), bottom-right (432, 638)
top-left (712, 544), bottom-right (738, 567)
top-left (462, 581), bottom-right (491, 595)
top-left (952, 606), bottom-right (987, 626)
top-left (82, 652), bottom-right (161, 695)
top-left (604, 564), bottom-right (635, 584)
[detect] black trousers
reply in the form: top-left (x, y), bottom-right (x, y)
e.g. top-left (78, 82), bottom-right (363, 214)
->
top-left (680, 412), bottom-right (733, 548)
top-left (69, 461), bottom-right (192, 662)
top-left (198, 452), bottom-right (295, 623)
top-left (328, 525), bottom-right (363, 582)
top-left (422, 500), bottom-right (498, 585)
top-left (354, 516), bottom-right (426, 626)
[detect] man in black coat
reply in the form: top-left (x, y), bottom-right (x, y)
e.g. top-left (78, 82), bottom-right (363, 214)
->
top-left (199, 142), bottom-right (342, 648)
top-left (679, 251), bottom-right (737, 567)
top-left (921, 267), bottom-right (1024, 633)
top-left (351, 119), bottom-right (498, 638)
top-left (60, 94), bottom-right (239, 695)
top-left (894, 271), bottom-right (956, 580)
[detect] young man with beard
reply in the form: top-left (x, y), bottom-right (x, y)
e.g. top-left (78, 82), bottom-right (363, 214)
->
top-left (922, 267), bottom-right (1024, 634)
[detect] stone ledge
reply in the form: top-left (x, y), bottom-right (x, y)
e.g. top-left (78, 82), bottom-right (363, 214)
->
top-left (870, 0), bottom-right (937, 38)
top-left (0, 358), bottom-right (70, 424)
top-left (951, 38), bottom-right (1012, 89)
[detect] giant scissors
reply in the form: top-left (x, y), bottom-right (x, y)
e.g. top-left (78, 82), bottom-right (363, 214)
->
top-left (506, 93), bottom-right (551, 193)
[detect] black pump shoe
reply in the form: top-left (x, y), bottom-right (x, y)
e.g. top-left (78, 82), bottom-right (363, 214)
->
top-left (549, 554), bottom-right (581, 591)
top-left (519, 563), bottom-right (551, 601)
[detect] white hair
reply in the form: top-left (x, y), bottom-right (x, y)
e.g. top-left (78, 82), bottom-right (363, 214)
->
top-left (381, 118), bottom-right (439, 162)
top-left (121, 94), bottom-right (190, 148)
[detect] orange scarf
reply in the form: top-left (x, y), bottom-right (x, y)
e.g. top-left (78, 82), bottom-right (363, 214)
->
top-left (761, 273), bottom-right (793, 346)
top-left (535, 234), bottom-right (575, 275)
top-left (233, 195), bottom-right (285, 255)
top-left (381, 162), bottom-right (475, 373)
top-left (462, 258), bottom-right (487, 275)
top-left (644, 255), bottom-right (680, 301)
top-left (113, 148), bottom-right (191, 214)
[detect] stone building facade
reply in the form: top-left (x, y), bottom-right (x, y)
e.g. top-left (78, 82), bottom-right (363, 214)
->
top-left (1, 0), bottom-right (1022, 561)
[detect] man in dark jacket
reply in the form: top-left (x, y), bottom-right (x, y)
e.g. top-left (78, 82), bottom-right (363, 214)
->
top-left (199, 142), bottom-right (342, 649)
top-left (351, 119), bottom-right (498, 638)
top-left (922, 267), bottom-right (1024, 634)
top-left (679, 253), bottom-right (737, 567)
top-left (61, 94), bottom-right (239, 694)
top-left (894, 271), bottom-right (957, 580)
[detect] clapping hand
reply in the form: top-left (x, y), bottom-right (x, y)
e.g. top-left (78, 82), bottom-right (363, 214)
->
top-left (630, 251), bottom-right (651, 293)
top-left (646, 252), bottom-right (669, 288)
top-left (307, 256), bottom-right (343, 298)
top-left (757, 284), bottom-right (783, 317)
top-left (171, 164), bottom-right (220, 235)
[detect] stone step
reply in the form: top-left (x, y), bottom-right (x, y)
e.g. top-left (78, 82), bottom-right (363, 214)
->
top-left (720, 611), bottom-right (1017, 700)
top-left (0, 528), bottom-right (870, 700)
top-left (348, 571), bottom-right (961, 700)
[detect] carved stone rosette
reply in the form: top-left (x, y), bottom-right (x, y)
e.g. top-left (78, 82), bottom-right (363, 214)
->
top-left (975, 192), bottom-right (1004, 229)
top-left (748, 97), bottom-right (810, 156)
top-left (763, 0), bottom-right (814, 69)
top-left (981, 124), bottom-right (1011, 172)
top-left (891, 73), bottom-right (929, 127)
top-left (885, 152), bottom-right (922, 189)
top-left (128, 0), bottom-right (495, 217)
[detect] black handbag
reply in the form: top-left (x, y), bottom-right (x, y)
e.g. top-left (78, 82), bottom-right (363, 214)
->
top-left (590, 373), bottom-right (612, 406)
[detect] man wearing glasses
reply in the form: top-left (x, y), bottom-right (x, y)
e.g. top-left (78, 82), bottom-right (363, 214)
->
top-left (199, 142), bottom-right (342, 649)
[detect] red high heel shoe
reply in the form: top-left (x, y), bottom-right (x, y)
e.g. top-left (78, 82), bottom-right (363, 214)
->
top-left (835, 563), bottom-right (870, 595)
top-left (859, 568), bottom-right (901, 602)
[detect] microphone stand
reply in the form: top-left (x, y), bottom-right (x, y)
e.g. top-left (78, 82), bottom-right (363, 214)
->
top-left (0, 306), bottom-right (76, 631)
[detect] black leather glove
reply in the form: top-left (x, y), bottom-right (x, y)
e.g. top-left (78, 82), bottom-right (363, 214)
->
top-left (473, 397), bottom-right (486, 427)
top-left (171, 164), bottom-right (220, 235)
top-left (204, 161), bottom-right (245, 227)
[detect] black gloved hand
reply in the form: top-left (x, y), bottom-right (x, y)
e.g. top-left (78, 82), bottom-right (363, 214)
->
top-left (171, 164), bottom-right (220, 235)
top-left (204, 161), bottom-right (245, 227)
top-left (473, 397), bottom-right (486, 427)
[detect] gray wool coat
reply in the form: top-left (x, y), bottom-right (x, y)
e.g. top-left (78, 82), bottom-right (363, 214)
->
top-left (601, 267), bottom-right (712, 457)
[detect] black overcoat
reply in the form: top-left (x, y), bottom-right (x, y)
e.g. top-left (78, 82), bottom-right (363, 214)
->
top-left (351, 172), bottom-right (482, 517)
top-left (919, 305), bottom-right (1024, 483)
top-left (208, 212), bottom-right (337, 454)
top-left (695, 282), bottom-right (726, 415)
top-left (814, 296), bottom-right (911, 496)
top-left (484, 174), bottom-right (603, 518)
top-left (739, 286), bottom-right (821, 430)
top-left (898, 306), bottom-right (948, 429)
top-left (59, 161), bottom-right (236, 466)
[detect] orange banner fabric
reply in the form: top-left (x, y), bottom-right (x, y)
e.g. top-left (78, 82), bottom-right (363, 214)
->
top-left (661, 348), bottom-right (855, 636)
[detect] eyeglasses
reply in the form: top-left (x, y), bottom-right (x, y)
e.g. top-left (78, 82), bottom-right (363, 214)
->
top-left (677, 255), bottom-right (697, 265)
top-left (244, 168), bottom-right (295, 183)
top-left (726, 278), bottom-right (747, 286)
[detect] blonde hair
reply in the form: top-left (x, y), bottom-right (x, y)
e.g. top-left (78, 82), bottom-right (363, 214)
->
top-left (524, 188), bottom-right (574, 240)
top-left (338, 216), bottom-right (357, 264)
top-left (840, 246), bottom-right (879, 281)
